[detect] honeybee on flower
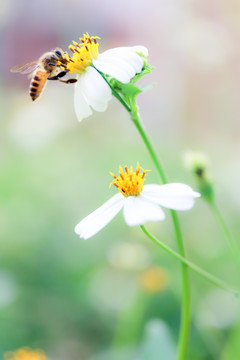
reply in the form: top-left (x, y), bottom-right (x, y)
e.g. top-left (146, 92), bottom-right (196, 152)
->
top-left (10, 48), bottom-right (77, 101)
top-left (64, 33), bottom-right (148, 122)
top-left (11, 33), bottom-right (148, 122)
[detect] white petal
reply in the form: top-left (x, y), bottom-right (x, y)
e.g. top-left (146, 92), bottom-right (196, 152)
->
top-left (82, 66), bottom-right (112, 111)
top-left (142, 183), bottom-right (200, 211)
top-left (93, 46), bottom-right (145, 83)
top-left (100, 46), bottom-right (147, 61)
top-left (123, 195), bottom-right (165, 226)
top-left (93, 58), bottom-right (131, 83)
top-left (74, 74), bottom-right (92, 122)
top-left (99, 48), bottom-right (143, 71)
top-left (75, 193), bottom-right (124, 240)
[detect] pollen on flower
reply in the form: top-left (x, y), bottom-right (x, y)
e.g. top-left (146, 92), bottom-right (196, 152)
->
top-left (110, 162), bottom-right (150, 197)
top-left (4, 347), bottom-right (47, 360)
top-left (63, 33), bottom-right (100, 74)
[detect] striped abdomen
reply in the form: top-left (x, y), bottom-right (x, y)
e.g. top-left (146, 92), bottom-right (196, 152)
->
top-left (30, 70), bottom-right (49, 101)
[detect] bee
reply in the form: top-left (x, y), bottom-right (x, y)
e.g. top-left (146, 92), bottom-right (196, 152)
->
top-left (10, 48), bottom-right (77, 101)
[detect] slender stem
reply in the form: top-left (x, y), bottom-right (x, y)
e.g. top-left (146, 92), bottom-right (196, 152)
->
top-left (130, 114), bottom-right (167, 184)
top-left (169, 211), bottom-right (190, 360)
top-left (210, 201), bottom-right (240, 272)
top-left (140, 225), bottom-right (238, 294)
top-left (129, 105), bottom-right (190, 360)
top-left (106, 79), bottom-right (190, 358)
top-left (110, 86), bottom-right (131, 112)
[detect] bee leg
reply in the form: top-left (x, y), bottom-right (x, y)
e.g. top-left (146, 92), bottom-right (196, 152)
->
top-left (59, 78), bottom-right (78, 84)
top-left (48, 75), bottom-right (59, 81)
top-left (48, 73), bottom-right (77, 84)
top-left (48, 71), bottom-right (66, 81)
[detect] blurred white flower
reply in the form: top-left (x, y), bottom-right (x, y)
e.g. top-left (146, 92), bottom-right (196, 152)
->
top-left (0, 271), bottom-right (18, 308)
top-left (9, 97), bottom-right (70, 150)
top-left (88, 267), bottom-right (138, 311)
top-left (75, 163), bottom-right (200, 239)
top-left (137, 319), bottom-right (176, 360)
top-left (197, 289), bottom-right (239, 329)
top-left (107, 242), bottom-right (151, 270)
top-left (64, 33), bottom-right (148, 121)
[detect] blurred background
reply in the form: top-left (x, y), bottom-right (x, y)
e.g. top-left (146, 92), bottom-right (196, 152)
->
top-left (1, 0), bottom-right (240, 359)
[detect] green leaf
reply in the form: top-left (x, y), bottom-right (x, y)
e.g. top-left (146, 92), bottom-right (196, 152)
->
top-left (109, 61), bottom-right (153, 97)
top-left (109, 78), bottom-right (142, 98)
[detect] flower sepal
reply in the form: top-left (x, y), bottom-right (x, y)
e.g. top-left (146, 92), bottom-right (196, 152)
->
top-left (197, 181), bottom-right (214, 203)
top-left (109, 62), bottom-right (153, 100)
top-left (109, 77), bottom-right (142, 98)
top-left (130, 61), bottom-right (153, 84)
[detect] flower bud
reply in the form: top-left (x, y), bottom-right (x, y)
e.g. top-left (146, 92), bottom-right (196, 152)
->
top-left (183, 151), bottom-right (214, 202)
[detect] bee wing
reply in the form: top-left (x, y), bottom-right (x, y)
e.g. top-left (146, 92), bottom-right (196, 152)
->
top-left (10, 61), bottom-right (40, 74)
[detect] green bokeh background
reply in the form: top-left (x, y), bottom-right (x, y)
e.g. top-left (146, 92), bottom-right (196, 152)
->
top-left (1, 0), bottom-right (240, 359)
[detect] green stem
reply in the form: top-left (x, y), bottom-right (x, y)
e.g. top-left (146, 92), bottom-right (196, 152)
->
top-left (128, 103), bottom-right (190, 360)
top-left (140, 225), bottom-right (238, 294)
top-left (210, 201), bottom-right (240, 272)
top-left (104, 76), bottom-right (190, 358)
top-left (129, 108), bottom-right (167, 183)
top-left (169, 211), bottom-right (190, 360)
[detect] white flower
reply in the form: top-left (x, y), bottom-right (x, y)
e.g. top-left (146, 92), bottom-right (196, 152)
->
top-left (64, 34), bottom-right (148, 122)
top-left (75, 164), bottom-right (200, 240)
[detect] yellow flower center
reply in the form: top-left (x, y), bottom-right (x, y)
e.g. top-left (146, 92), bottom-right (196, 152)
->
top-left (4, 348), bottom-right (47, 360)
top-left (110, 163), bottom-right (149, 197)
top-left (62, 33), bottom-right (100, 74)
